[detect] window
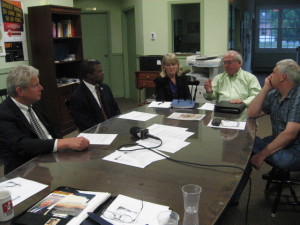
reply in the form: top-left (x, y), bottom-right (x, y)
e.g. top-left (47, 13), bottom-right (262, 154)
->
top-left (172, 3), bottom-right (200, 53)
top-left (257, 7), bottom-right (300, 49)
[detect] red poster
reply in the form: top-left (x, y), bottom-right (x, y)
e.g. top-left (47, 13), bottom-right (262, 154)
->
top-left (1, 0), bottom-right (23, 32)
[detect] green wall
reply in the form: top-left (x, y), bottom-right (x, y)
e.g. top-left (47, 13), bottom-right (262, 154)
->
top-left (74, 0), bottom-right (229, 56)
top-left (202, 0), bottom-right (228, 55)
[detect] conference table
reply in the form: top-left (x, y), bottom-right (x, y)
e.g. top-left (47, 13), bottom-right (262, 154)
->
top-left (0, 104), bottom-right (256, 225)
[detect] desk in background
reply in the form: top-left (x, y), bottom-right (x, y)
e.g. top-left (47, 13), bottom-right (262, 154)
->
top-left (135, 71), bottom-right (159, 105)
top-left (1, 105), bottom-right (255, 225)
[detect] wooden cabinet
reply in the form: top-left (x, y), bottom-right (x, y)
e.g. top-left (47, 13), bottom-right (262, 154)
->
top-left (135, 71), bottom-right (159, 105)
top-left (28, 5), bottom-right (82, 135)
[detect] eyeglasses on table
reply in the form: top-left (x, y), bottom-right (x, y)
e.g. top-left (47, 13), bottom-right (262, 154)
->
top-left (103, 199), bottom-right (143, 223)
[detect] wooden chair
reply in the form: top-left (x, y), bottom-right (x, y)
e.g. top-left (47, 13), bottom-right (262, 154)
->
top-left (263, 168), bottom-right (300, 217)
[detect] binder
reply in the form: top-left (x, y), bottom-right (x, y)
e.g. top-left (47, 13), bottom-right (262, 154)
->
top-left (214, 101), bottom-right (246, 114)
top-left (12, 187), bottom-right (111, 225)
top-left (171, 99), bottom-right (196, 109)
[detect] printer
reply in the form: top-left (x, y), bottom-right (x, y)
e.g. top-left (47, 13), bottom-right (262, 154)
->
top-left (186, 55), bottom-right (223, 103)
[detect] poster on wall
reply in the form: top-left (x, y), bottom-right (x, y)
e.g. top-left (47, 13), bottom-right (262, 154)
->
top-left (0, 23), bottom-right (4, 56)
top-left (0, 0), bottom-right (28, 61)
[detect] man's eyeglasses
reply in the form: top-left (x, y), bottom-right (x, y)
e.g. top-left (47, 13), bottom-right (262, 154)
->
top-left (103, 200), bottom-right (143, 223)
top-left (223, 60), bottom-right (237, 65)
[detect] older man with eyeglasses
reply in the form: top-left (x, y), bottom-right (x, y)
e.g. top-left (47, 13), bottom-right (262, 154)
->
top-left (203, 50), bottom-right (261, 105)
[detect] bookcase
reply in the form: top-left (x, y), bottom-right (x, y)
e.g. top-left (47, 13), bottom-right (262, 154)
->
top-left (28, 5), bottom-right (83, 135)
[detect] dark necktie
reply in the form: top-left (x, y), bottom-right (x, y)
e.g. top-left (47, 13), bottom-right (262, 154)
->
top-left (95, 85), bottom-right (108, 120)
top-left (28, 106), bottom-right (48, 140)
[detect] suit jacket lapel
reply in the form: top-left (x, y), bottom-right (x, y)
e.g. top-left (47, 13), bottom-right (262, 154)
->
top-left (6, 97), bottom-right (35, 133)
top-left (81, 83), bottom-right (102, 114)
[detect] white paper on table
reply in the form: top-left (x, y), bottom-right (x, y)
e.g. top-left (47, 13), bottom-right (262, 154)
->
top-left (0, 177), bottom-right (48, 206)
top-left (103, 147), bottom-right (165, 168)
top-left (137, 137), bottom-right (190, 154)
top-left (198, 103), bottom-right (215, 111)
top-left (147, 123), bottom-right (188, 132)
top-left (148, 101), bottom-right (172, 108)
top-left (78, 133), bottom-right (117, 145)
top-left (118, 111), bottom-right (157, 121)
top-left (147, 124), bottom-right (194, 141)
top-left (101, 194), bottom-right (169, 225)
top-left (207, 119), bottom-right (246, 130)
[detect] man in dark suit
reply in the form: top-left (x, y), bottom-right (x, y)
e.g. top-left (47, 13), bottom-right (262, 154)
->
top-left (0, 65), bottom-right (89, 174)
top-left (69, 59), bottom-right (120, 132)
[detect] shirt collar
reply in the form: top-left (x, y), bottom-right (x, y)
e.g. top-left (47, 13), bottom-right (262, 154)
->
top-left (11, 97), bottom-right (31, 111)
top-left (83, 80), bottom-right (97, 93)
top-left (226, 68), bottom-right (241, 78)
top-left (273, 84), bottom-right (299, 99)
top-left (286, 84), bottom-right (300, 99)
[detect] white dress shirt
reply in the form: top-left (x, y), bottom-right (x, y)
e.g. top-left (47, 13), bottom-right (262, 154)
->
top-left (83, 80), bottom-right (102, 108)
top-left (11, 98), bottom-right (58, 152)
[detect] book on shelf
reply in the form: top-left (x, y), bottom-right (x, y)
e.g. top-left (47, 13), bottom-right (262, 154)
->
top-left (12, 186), bottom-right (111, 225)
top-left (55, 20), bottom-right (73, 38)
top-left (62, 20), bottom-right (73, 37)
top-left (52, 22), bottom-right (57, 38)
top-left (57, 22), bottom-right (63, 38)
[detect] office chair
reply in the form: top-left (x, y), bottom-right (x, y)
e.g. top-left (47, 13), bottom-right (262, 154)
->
top-left (0, 89), bottom-right (8, 102)
top-left (263, 167), bottom-right (300, 217)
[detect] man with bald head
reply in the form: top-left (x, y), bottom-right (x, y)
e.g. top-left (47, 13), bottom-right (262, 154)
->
top-left (204, 50), bottom-right (261, 105)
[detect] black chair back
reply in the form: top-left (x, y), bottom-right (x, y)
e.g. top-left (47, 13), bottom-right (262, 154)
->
top-left (0, 89), bottom-right (8, 102)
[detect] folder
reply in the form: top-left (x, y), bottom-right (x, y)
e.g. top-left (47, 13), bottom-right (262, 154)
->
top-left (171, 99), bottom-right (196, 109)
top-left (12, 187), bottom-right (111, 225)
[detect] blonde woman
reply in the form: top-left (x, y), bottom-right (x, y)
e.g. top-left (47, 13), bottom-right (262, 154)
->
top-left (154, 53), bottom-right (191, 101)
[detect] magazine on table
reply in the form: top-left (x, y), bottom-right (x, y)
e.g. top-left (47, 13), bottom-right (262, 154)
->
top-left (168, 112), bottom-right (205, 121)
